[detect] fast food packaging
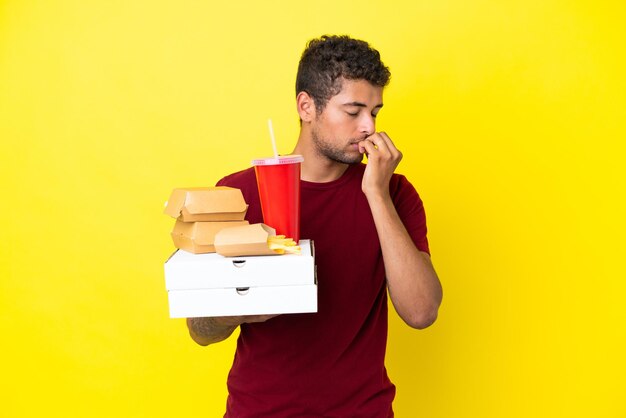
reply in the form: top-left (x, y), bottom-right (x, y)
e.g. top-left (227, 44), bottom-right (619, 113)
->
top-left (164, 226), bottom-right (316, 318)
top-left (214, 223), bottom-right (286, 256)
top-left (163, 187), bottom-right (248, 222)
top-left (170, 220), bottom-right (249, 254)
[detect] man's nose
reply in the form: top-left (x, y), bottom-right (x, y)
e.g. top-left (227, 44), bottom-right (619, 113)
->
top-left (359, 114), bottom-right (375, 137)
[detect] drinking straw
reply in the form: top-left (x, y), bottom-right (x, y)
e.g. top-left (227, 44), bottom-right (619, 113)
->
top-left (268, 119), bottom-right (279, 159)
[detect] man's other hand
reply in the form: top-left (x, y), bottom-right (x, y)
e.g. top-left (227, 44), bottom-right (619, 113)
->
top-left (358, 131), bottom-right (402, 198)
top-left (186, 314), bottom-right (279, 346)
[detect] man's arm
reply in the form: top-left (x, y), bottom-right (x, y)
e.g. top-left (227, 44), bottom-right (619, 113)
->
top-left (186, 315), bottom-right (278, 346)
top-left (359, 133), bottom-right (443, 329)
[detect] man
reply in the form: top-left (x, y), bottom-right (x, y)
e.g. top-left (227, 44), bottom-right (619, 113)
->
top-left (187, 35), bottom-right (443, 417)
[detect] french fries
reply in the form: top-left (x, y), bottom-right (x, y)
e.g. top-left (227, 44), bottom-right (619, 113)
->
top-left (268, 235), bottom-right (301, 255)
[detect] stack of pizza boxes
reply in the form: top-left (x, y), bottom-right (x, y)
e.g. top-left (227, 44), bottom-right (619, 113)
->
top-left (163, 186), bottom-right (317, 319)
top-left (163, 187), bottom-right (249, 254)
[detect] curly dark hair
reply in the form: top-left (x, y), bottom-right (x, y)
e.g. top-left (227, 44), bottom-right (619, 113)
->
top-left (296, 35), bottom-right (391, 112)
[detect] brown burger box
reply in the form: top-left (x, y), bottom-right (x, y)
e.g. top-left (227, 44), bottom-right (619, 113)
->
top-left (163, 187), bottom-right (248, 222)
top-left (170, 220), bottom-right (249, 254)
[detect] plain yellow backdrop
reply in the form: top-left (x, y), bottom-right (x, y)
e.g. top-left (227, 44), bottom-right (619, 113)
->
top-left (1, 1), bottom-right (625, 417)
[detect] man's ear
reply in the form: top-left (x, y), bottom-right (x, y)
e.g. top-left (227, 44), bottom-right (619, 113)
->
top-left (296, 91), bottom-right (316, 122)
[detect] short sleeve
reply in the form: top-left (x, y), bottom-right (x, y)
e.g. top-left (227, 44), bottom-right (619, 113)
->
top-left (391, 174), bottom-right (430, 255)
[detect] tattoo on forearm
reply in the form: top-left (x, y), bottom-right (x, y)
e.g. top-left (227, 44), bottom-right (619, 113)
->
top-left (189, 317), bottom-right (235, 341)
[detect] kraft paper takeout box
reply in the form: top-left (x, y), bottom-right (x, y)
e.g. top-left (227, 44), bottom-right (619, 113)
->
top-left (164, 240), bottom-right (316, 318)
top-left (171, 220), bottom-right (250, 254)
top-left (214, 223), bottom-right (282, 257)
top-left (164, 187), bottom-right (248, 222)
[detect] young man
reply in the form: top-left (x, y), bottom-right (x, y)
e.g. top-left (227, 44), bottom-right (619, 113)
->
top-left (187, 35), bottom-right (443, 417)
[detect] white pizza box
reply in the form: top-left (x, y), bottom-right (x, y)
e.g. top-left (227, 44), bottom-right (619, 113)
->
top-left (166, 284), bottom-right (317, 318)
top-left (165, 240), bottom-right (314, 289)
top-left (164, 240), bottom-right (316, 318)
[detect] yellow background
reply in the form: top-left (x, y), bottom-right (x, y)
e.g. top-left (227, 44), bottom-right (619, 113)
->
top-left (1, 1), bottom-right (625, 416)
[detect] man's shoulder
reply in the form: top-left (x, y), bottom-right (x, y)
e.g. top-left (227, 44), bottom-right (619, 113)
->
top-left (389, 169), bottom-right (422, 204)
top-left (216, 167), bottom-right (260, 207)
top-left (216, 167), bottom-right (256, 188)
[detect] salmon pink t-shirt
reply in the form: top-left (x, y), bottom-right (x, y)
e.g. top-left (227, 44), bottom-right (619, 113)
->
top-left (216, 163), bottom-right (430, 418)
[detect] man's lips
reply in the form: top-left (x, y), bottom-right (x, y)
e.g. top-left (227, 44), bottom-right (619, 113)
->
top-left (349, 143), bottom-right (363, 152)
top-left (349, 141), bottom-right (365, 153)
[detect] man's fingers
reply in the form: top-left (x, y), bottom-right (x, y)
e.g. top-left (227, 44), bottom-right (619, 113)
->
top-left (378, 132), bottom-right (399, 154)
top-left (358, 139), bottom-right (378, 157)
top-left (366, 131), bottom-right (402, 162)
top-left (360, 134), bottom-right (396, 160)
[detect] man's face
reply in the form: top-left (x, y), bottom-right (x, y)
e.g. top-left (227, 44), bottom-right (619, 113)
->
top-left (310, 78), bottom-right (383, 164)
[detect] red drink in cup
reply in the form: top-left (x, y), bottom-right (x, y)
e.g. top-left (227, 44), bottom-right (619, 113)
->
top-left (252, 155), bottom-right (304, 243)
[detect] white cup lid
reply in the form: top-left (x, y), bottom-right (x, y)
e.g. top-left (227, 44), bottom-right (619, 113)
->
top-left (251, 155), bottom-right (304, 166)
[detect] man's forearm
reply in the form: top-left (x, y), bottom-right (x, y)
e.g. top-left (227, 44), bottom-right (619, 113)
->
top-left (186, 314), bottom-right (278, 346)
top-left (186, 317), bottom-right (238, 346)
top-left (366, 193), bottom-right (443, 329)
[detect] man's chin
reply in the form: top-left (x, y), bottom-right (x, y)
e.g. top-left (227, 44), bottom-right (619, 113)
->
top-left (320, 147), bottom-right (364, 165)
top-left (349, 154), bottom-right (365, 164)
top-left (338, 152), bottom-right (364, 165)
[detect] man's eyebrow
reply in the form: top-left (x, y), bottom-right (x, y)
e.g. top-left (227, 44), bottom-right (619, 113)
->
top-left (342, 101), bottom-right (384, 108)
